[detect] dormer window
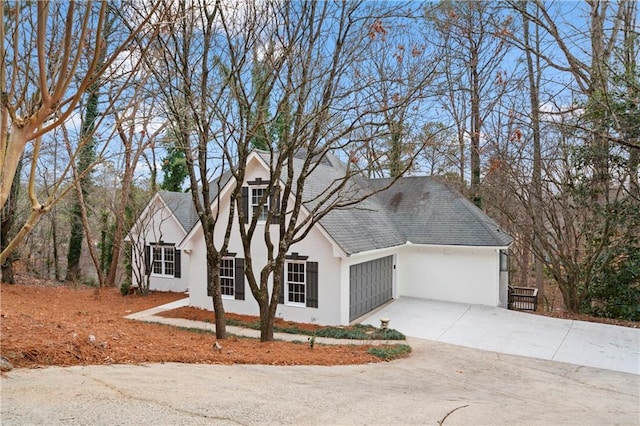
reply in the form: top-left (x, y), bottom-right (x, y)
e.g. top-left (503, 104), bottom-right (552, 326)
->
top-left (251, 187), bottom-right (269, 222)
top-left (242, 178), bottom-right (280, 224)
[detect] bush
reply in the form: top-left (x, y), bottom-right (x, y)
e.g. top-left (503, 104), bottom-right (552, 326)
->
top-left (313, 326), bottom-right (370, 340)
top-left (120, 280), bottom-right (131, 296)
top-left (367, 344), bottom-right (412, 360)
top-left (586, 244), bottom-right (640, 321)
top-left (274, 323), bottom-right (406, 340)
top-left (370, 328), bottom-right (406, 340)
top-left (220, 317), bottom-right (406, 341)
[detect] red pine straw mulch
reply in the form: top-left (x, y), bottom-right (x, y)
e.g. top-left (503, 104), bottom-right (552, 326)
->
top-left (0, 278), bottom-right (387, 369)
top-left (158, 306), bottom-right (327, 332)
top-left (535, 310), bottom-right (639, 328)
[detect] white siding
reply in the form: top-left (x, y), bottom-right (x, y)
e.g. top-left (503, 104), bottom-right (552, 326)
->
top-left (397, 245), bottom-right (500, 306)
top-left (130, 197), bottom-right (189, 293)
top-left (187, 158), bottom-right (343, 325)
top-left (164, 153), bottom-right (507, 324)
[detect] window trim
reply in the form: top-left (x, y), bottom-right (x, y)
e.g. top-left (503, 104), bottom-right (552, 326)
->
top-left (285, 260), bottom-right (306, 307)
top-left (151, 244), bottom-right (176, 277)
top-left (250, 186), bottom-right (270, 223)
top-left (220, 256), bottom-right (235, 299)
top-left (242, 183), bottom-right (280, 225)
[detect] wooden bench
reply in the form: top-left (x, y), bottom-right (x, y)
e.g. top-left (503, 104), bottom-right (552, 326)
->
top-left (508, 286), bottom-right (538, 311)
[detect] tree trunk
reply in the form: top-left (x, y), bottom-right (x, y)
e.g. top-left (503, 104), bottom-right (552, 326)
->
top-left (557, 270), bottom-right (586, 313)
top-left (519, 241), bottom-right (531, 288)
top-left (622, 1), bottom-right (639, 197)
top-left (523, 0), bottom-right (545, 305)
top-left (206, 241), bottom-right (227, 339)
top-left (65, 38), bottom-right (103, 282)
top-left (65, 198), bottom-right (84, 282)
top-left (469, 43), bottom-right (482, 208)
top-left (388, 120), bottom-right (404, 178)
top-left (0, 218), bottom-right (17, 284)
top-left (458, 127), bottom-right (465, 185)
top-left (104, 162), bottom-right (135, 287)
top-left (72, 171), bottom-right (105, 287)
top-left (1, 154), bottom-right (23, 284)
top-left (259, 300), bottom-right (275, 342)
top-left (587, 0), bottom-right (615, 201)
top-left (51, 212), bottom-right (61, 281)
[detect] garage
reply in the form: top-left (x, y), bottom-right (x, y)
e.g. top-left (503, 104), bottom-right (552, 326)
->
top-left (349, 256), bottom-right (393, 321)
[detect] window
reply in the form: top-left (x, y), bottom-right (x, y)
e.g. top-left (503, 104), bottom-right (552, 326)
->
top-left (145, 244), bottom-right (181, 278)
top-left (209, 256), bottom-right (245, 300)
top-left (220, 257), bottom-right (235, 297)
top-left (286, 261), bottom-right (306, 305)
top-left (152, 245), bottom-right (175, 276)
top-left (278, 257), bottom-right (318, 308)
top-left (251, 187), bottom-right (269, 222)
top-left (242, 183), bottom-right (279, 224)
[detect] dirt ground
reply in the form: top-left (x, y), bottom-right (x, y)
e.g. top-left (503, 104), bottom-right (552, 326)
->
top-left (0, 278), bottom-right (386, 369)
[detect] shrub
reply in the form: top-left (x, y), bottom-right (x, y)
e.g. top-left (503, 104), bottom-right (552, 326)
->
top-left (370, 328), bottom-right (406, 340)
top-left (368, 344), bottom-right (412, 360)
top-left (120, 280), bottom-right (131, 296)
top-left (586, 244), bottom-right (640, 321)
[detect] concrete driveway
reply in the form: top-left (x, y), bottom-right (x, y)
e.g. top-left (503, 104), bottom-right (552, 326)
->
top-left (361, 297), bottom-right (640, 375)
top-left (2, 298), bottom-right (639, 424)
top-left (2, 339), bottom-right (639, 425)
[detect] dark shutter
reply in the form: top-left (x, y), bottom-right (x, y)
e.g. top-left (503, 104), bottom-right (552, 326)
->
top-left (145, 245), bottom-right (151, 275)
top-left (270, 187), bottom-right (280, 225)
top-left (278, 264), bottom-right (285, 304)
top-left (234, 258), bottom-right (245, 300)
top-left (306, 261), bottom-right (318, 308)
top-left (242, 186), bottom-right (249, 224)
top-left (174, 249), bottom-right (181, 278)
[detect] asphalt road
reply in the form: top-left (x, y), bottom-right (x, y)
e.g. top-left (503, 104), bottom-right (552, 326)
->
top-left (2, 338), bottom-right (638, 425)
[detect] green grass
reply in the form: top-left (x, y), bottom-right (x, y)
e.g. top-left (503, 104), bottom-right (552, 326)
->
top-left (225, 317), bottom-right (261, 330)
top-left (271, 322), bottom-right (405, 341)
top-left (174, 326), bottom-right (215, 335)
top-left (367, 344), bottom-right (412, 360)
top-left (173, 311), bottom-right (406, 340)
top-left (370, 328), bottom-right (406, 340)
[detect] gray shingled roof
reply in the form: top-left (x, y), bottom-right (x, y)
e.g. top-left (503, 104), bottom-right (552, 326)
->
top-left (258, 150), bottom-right (512, 254)
top-left (157, 171), bottom-right (232, 235)
top-left (157, 191), bottom-right (199, 232)
top-left (368, 176), bottom-right (513, 248)
top-left (158, 152), bottom-right (512, 255)
top-left (291, 157), bottom-right (404, 254)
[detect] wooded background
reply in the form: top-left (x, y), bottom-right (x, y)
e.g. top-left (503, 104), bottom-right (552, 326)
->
top-left (1, 1), bottom-right (638, 324)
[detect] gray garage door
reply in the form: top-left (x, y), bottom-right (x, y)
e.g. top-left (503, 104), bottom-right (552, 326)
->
top-left (349, 256), bottom-right (393, 321)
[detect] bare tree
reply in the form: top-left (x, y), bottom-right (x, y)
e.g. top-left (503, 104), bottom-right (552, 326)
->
top-left (508, 0), bottom-right (635, 192)
top-left (210, 1), bottom-right (433, 341)
top-left (501, 0), bottom-right (640, 313)
top-left (426, 1), bottom-right (514, 207)
top-left (128, 197), bottom-right (176, 295)
top-left (0, 0), bottom-right (161, 265)
top-left (357, 11), bottom-right (439, 177)
top-left (520, 0), bottom-right (545, 301)
top-left (126, 0), bottom-right (263, 338)
top-left (104, 97), bottom-right (166, 288)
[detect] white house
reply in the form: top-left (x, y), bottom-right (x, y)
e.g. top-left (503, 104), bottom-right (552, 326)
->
top-left (129, 150), bottom-right (513, 326)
